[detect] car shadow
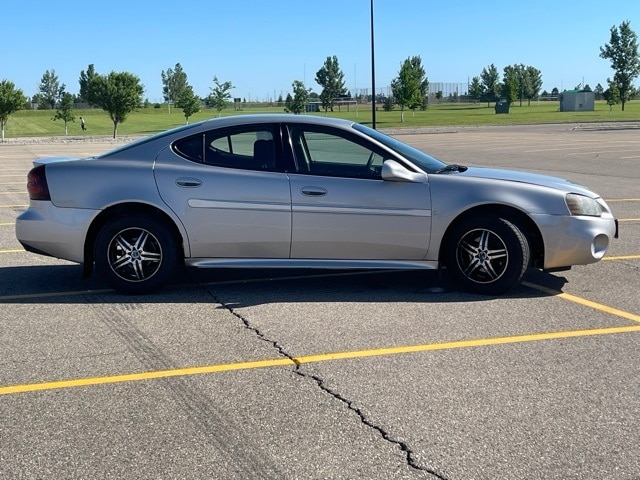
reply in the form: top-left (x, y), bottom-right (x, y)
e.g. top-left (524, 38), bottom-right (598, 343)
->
top-left (0, 264), bottom-right (568, 305)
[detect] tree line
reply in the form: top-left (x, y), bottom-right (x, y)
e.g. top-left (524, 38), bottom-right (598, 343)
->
top-left (467, 20), bottom-right (639, 112)
top-left (1, 20), bottom-right (638, 140)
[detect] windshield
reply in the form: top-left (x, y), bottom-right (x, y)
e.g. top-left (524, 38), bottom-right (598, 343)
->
top-left (353, 123), bottom-right (447, 173)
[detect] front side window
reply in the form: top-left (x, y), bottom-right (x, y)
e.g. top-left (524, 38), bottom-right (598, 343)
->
top-left (173, 125), bottom-right (279, 171)
top-left (288, 125), bottom-right (384, 179)
top-left (353, 123), bottom-right (446, 173)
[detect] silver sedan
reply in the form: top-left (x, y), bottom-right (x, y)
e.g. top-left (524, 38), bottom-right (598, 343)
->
top-left (16, 115), bottom-right (617, 294)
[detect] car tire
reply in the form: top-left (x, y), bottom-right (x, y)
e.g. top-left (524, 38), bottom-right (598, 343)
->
top-left (446, 216), bottom-right (530, 295)
top-left (94, 216), bottom-right (177, 294)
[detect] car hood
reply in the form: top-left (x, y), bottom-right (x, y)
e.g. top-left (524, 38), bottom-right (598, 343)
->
top-left (459, 166), bottom-right (598, 197)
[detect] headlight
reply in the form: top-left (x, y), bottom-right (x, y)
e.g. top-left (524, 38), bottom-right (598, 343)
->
top-left (565, 193), bottom-right (603, 217)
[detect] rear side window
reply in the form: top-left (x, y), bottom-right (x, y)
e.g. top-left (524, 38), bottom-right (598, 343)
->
top-left (174, 135), bottom-right (204, 162)
top-left (173, 125), bottom-right (280, 171)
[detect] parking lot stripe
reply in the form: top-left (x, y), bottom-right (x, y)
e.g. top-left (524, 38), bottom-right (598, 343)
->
top-left (295, 326), bottom-right (640, 364)
top-left (2, 325), bottom-right (639, 396)
top-left (603, 255), bottom-right (640, 260)
top-left (523, 282), bottom-right (640, 323)
top-left (0, 249), bottom-right (24, 253)
top-left (0, 358), bottom-right (295, 395)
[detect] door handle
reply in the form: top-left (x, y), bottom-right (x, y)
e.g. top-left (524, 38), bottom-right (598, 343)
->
top-left (176, 177), bottom-right (203, 187)
top-left (301, 187), bottom-right (327, 197)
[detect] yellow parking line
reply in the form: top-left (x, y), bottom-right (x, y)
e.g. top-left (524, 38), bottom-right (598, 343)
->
top-left (603, 255), bottom-right (640, 260)
top-left (0, 222), bottom-right (15, 226)
top-left (1, 276), bottom-right (639, 396)
top-left (522, 282), bottom-right (640, 323)
top-left (606, 198), bottom-right (640, 202)
top-left (618, 218), bottom-right (640, 222)
top-left (2, 325), bottom-right (639, 396)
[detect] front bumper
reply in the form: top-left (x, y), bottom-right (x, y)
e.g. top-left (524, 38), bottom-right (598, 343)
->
top-left (532, 213), bottom-right (618, 269)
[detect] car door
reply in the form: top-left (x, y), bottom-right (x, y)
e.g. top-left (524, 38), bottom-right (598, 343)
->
top-left (154, 124), bottom-right (292, 259)
top-left (286, 124), bottom-right (431, 260)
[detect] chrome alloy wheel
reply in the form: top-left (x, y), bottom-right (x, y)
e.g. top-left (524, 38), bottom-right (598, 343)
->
top-left (107, 227), bottom-right (163, 282)
top-left (456, 228), bottom-right (509, 284)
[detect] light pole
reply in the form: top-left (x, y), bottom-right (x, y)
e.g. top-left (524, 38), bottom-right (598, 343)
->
top-left (370, 0), bottom-right (376, 129)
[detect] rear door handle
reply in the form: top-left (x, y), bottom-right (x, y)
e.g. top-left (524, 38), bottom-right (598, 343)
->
top-left (301, 187), bottom-right (327, 197)
top-left (176, 177), bottom-right (203, 187)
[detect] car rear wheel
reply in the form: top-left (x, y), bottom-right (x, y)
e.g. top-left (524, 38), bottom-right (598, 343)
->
top-left (447, 216), bottom-right (530, 295)
top-left (94, 216), bottom-right (177, 294)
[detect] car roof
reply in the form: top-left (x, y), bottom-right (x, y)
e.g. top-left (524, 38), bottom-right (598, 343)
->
top-left (198, 114), bottom-right (355, 129)
top-left (99, 115), bottom-right (358, 159)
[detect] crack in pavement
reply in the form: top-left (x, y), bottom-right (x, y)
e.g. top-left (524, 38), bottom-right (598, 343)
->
top-left (207, 290), bottom-right (449, 479)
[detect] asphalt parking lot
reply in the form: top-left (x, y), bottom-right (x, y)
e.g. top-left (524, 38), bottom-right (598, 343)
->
top-left (0, 123), bottom-right (638, 480)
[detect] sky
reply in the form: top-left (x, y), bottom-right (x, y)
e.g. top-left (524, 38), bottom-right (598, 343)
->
top-left (3, 0), bottom-right (640, 103)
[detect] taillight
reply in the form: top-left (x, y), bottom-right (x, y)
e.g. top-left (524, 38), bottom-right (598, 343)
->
top-left (26, 165), bottom-right (51, 201)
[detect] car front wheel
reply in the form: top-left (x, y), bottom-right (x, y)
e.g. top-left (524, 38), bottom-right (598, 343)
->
top-left (447, 216), bottom-right (530, 295)
top-left (94, 216), bottom-right (177, 294)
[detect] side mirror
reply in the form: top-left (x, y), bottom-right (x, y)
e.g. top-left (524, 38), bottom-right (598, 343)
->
top-left (381, 160), bottom-right (427, 183)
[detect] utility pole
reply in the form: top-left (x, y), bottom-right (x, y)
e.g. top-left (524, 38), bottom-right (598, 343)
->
top-left (370, 0), bottom-right (376, 129)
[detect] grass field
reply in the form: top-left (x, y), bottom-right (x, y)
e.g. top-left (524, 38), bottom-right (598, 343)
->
top-left (3, 100), bottom-right (640, 139)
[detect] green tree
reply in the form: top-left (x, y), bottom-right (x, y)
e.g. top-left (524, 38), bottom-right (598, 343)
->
top-left (53, 91), bottom-right (75, 135)
top-left (390, 55), bottom-right (428, 122)
top-left (87, 71), bottom-right (144, 138)
top-left (480, 64), bottom-right (500, 107)
top-left (502, 65), bottom-right (518, 105)
top-left (161, 63), bottom-right (189, 113)
top-left (175, 86), bottom-right (201, 123)
top-left (78, 64), bottom-right (97, 105)
top-left (206, 76), bottom-right (234, 116)
top-left (284, 80), bottom-right (309, 114)
top-left (512, 64), bottom-right (528, 106)
top-left (39, 69), bottom-right (63, 110)
top-left (468, 76), bottom-right (483, 102)
top-left (524, 66), bottom-right (543, 105)
top-left (603, 79), bottom-right (621, 115)
top-left (594, 83), bottom-right (604, 100)
top-left (600, 20), bottom-right (640, 111)
top-left (315, 55), bottom-right (346, 113)
top-left (0, 80), bottom-right (26, 142)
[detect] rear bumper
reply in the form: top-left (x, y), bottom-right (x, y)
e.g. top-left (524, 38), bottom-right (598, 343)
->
top-left (15, 202), bottom-right (98, 264)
